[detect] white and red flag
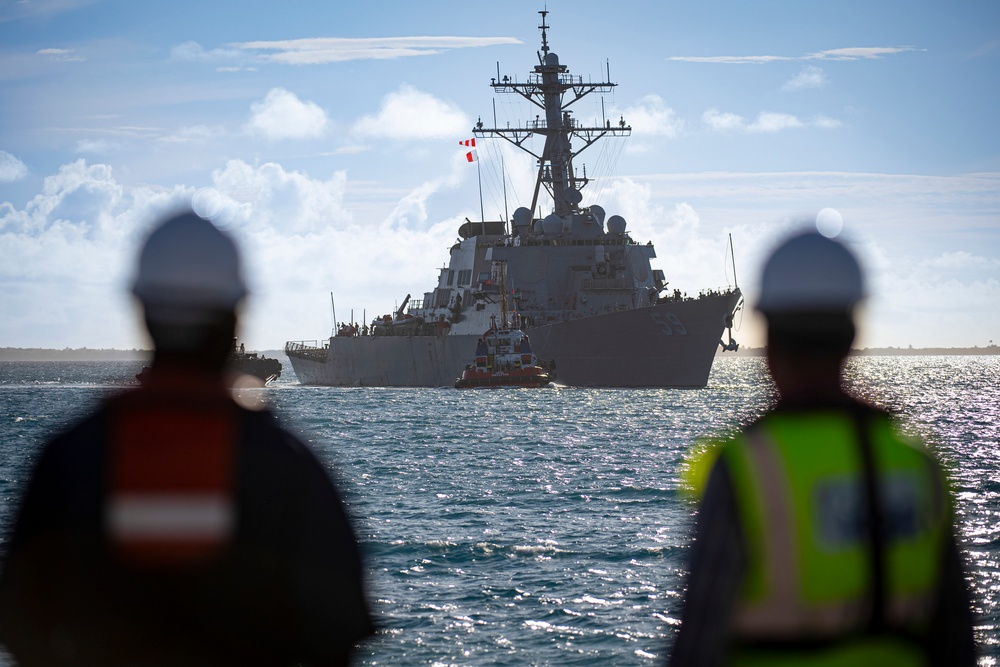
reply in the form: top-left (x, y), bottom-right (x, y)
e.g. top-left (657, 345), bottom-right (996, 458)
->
top-left (459, 138), bottom-right (476, 147)
top-left (465, 150), bottom-right (478, 163)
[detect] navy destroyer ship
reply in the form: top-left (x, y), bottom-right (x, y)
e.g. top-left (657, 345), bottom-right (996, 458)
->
top-left (285, 11), bottom-right (742, 387)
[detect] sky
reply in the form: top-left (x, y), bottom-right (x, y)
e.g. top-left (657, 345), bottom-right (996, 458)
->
top-left (1, 0), bottom-right (998, 351)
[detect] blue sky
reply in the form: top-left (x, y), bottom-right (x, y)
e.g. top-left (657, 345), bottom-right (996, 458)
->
top-left (1, 0), bottom-right (998, 350)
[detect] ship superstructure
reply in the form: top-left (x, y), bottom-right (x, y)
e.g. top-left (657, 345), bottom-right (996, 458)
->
top-left (285, 11), bottom-right (742, 387)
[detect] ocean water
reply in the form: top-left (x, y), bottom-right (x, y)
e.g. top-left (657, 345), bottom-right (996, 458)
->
top-left (0, 356), bottom-right (997, 665)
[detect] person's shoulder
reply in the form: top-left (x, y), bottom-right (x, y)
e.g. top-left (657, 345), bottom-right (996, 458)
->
top-left (237, 406), bottom-right (297, 440)
top-left (236, 407), bottom-right (321, 462)
top-left (42, 403), bottom-right (112, 458)
top-left (683, 431), bottom-right (742, 500)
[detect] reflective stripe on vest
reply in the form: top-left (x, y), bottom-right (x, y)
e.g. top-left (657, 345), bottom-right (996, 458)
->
top-left (107, 388), bottom-right (238, 568)
top-left (723, 413), bottom-right (945, 643)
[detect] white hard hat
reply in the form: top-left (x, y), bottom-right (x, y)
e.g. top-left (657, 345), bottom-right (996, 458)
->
top-left (756, 230), bottom-right (864, 315)
top-left (131, 211), bottom-right (247, 320)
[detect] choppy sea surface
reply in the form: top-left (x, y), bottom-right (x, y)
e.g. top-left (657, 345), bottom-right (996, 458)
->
top-left (0, 356), bottom-right (997, 665)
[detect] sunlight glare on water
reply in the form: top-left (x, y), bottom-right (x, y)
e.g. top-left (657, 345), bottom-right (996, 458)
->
top-left (0, 355), bottom-right (997, 664)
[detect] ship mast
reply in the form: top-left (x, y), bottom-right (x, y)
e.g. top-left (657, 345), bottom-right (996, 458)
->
top-left (474, 10), bottom-right (631, 218)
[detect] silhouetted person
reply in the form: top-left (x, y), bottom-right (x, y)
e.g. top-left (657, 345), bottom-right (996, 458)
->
top-left (670, 230), bottom-right (974, 666)
top-left (0, 210), bottom-right (373, 666)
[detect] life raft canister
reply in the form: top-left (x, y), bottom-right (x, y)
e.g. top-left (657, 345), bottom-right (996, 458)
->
top-left (106, 388), bottom-right (238, 569)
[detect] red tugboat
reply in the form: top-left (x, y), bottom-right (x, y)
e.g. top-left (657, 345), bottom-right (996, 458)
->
top-left (455, 261), bottom-right (555, 389)
top-left (455, 314), bottom-right (555, 389)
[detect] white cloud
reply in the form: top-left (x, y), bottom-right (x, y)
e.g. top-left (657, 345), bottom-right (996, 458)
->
top-left (352, 85), bottom-right (469, 140)
top-left (702, 109), bottom-right (839, 133)
top-left (619, 95), bottom-right (684, 144)
top-left (608, 170), bottom-right (1000, 348)
top-left (206, 159), bottom-right (352, 235)
top-left (231, 36), bottom-right (522, 65)
top-left (782, 65), bottom-right (827, 92)
top-left (169, 41), bottom-right (246, 63)
top-left (170, 36), bottom-right (522, 69)
top-left (748, 112), bottom-right (803, 133)
top-left (811, 116), bottom-right (843, 129)
top-left (0, 160), bottom-right (191, 347)
top-left (36, 47), bottom-right (85, 62)
top-left (245, 88), bottom-right (328, 141)
top-left (0, 156), bottom-right (480, 348)
top-left (670, 54), bottom-right (790, 65)
top-left (157, 124), bottom-right (228, 145)
top-left (702, 109), bottom-right (745, 132)
top-left (669, 46), bottom-right (918, 64)
top-left (922, 251), bottom-right (1000, 272)
top-left (2, 158), bottom-right (997, 350)
top-left (815, 47), bottom-right (919, 60)
top-left (0, 151), bottom-right (28, 182)
top-left (76, 138), bottom-right (122, 154)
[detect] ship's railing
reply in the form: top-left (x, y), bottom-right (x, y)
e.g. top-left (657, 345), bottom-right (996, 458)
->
top-left (285, 340), bottom-right (324, 352)
top-left (371, 322), bottom-right (441, 337)
top-left (657, 286), bottom-right (741, 303)
top-left (699, 286), bottom-right (741, 298)
top-left (284, 340), bottom-right (329, 362)
top-left (528, 73), bottom-right (584, 86)
top-left (516, 236), bottom-right (638, 247)
top-left (525, 116), bottom-right (586, 131)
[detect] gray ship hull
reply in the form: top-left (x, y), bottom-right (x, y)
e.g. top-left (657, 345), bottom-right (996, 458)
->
top-left (286, 291), bottom-right (740, 388)
top-left (286, 15), bottom-right (745, 388)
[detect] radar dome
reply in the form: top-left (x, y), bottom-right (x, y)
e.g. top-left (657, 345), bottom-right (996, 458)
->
top-left (606, 215), bottom-right (627, 235)
top-left (512, 207), bottom-right (533, 230)
top-left (589, 205), bottom-right (606, 226)
top-left (545, 53), bottom-right (560, 67)
top-left (564, 187), bottom-right (583, 205)
top-left (542, 214), bottom-right (563, 235)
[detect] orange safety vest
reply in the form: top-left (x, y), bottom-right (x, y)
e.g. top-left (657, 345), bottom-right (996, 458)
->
top-left (105, 378), bottom-right (239, 569)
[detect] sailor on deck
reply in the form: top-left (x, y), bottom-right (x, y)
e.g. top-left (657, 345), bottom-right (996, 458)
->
top-left (670, 230), bottom-right (975, 666)
top-left (0, 210), bottom-right (373, 666)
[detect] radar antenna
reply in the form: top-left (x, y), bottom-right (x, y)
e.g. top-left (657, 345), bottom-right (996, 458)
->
top-left (538, 9), bottom-right (550, 56)
top-left (475, 11), bottom-right (631, 217)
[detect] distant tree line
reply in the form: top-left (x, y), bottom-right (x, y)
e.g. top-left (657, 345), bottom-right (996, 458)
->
top-left (0, 348), bottom-right (153, 361)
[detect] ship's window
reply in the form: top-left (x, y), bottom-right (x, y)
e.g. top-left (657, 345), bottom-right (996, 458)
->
top-left (478, 271), bottom-right (490, 285)
top-left (458, 269), bottom-right (472, 286)
top-left (447, 270), bottom-right (455, 286)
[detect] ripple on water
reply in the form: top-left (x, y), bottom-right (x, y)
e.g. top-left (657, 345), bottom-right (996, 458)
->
top-left (0, 357), bottom-right (997, 664)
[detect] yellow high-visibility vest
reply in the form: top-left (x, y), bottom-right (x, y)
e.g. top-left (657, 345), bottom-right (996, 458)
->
top-left (694, 410), bottom-right (950, 667)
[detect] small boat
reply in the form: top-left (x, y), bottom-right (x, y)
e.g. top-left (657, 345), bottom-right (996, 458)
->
top-left (229, 343), bottom-right (282, 385)
top-left (370, 294), bottom-right (428, 336)
top-left (455, 314), bottom-right (555, 389)
top-left (135, 338), bottom-right (282, 386)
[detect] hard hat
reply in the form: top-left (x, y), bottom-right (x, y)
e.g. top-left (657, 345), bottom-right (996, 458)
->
top-left (131, 211), bottom-right (247, 320)
top-left (756, 230), bottom-right (864, 315)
